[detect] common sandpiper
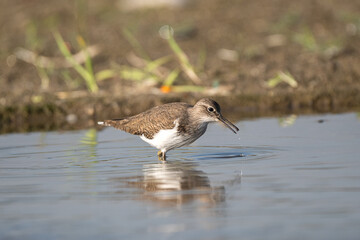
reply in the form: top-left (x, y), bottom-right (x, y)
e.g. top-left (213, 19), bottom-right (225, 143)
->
top-left (98, 98), bottom-right (239, 161)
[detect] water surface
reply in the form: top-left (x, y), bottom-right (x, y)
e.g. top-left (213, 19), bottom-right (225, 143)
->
top-left (1, 113), bottom-right (360, 239)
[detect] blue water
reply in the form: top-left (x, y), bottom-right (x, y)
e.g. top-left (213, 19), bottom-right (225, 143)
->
top-left (1, 113), bottom-right (360, 240)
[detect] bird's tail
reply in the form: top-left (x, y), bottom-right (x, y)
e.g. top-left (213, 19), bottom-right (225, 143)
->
top-left (97, 119), bottom-right (127, 127)
top-left (97, 120), bottom-right (113, 126)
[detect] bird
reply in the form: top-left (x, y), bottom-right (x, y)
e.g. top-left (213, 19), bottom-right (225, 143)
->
top-left (97, 98), bottom-right (239, 161)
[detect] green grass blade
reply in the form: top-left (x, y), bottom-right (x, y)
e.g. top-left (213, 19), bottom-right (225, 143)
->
top-left (196, 47), bottom-right (207, 72)
top-left (267, 75), bottom-right (282, 88)
top-left (294, 28), bottom-right (318, 52)
top-left (77, 36), bottom-right (95, 82)
top-left (119, 66), bottom-right (159, 82)
top-left (53, 31), bottom-right (98, 93)
top-left (167, 35), bottom-right (202, 85)
top-left (123, 28), bottom-right (150, 60)
top-left (163, 68), bottom-right (180, 86)
top-left (267, 71), bottom-right (298, 88)
top-left (279, 71), bottom-right (298, 88)
top-left (145, 55), bottom-right (171, 72)
top-left (95, 69), bottom-right (117, 81)
top-left (36, 66), bottom-right (50, 90)
top-left (171, 85), bottom-right (205, 92)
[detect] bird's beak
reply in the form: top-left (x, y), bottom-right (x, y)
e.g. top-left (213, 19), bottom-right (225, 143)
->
top-left (217, 114), bottom-right (239, 134)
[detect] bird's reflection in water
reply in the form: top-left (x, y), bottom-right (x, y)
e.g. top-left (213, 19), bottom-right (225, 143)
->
top-left (118, 161), bottom-right (225, 208)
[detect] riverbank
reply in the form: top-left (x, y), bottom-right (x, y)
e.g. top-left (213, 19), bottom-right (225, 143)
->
top-left (1, 0), bottom-right (360, 133)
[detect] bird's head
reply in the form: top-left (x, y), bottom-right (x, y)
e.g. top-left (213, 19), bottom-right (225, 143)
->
top-left (193, 98), bottom-right (239, 133)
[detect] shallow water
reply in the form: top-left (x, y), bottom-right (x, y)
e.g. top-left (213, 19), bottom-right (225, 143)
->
top-left (1, 113), bottom-right (360, 240)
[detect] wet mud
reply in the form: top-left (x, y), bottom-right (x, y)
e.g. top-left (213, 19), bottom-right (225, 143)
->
top-left (1, 0), bottom-right (360, 133)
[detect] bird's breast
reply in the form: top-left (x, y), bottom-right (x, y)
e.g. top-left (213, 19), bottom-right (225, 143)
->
top-left (140, 121), bottom-right (182, 151)
top-left (140, 121), bottom-right (208, 152)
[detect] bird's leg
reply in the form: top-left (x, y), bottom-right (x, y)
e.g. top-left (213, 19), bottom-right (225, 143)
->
top-left (157, 150), bottom-right (162, 160)
top-left (163, 152), bottom-right (167, 161)
top-left (157, 150), bottom-right (167, 161)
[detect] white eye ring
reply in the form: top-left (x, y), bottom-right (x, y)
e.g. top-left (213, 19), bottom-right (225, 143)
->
top-left (207, 107), bottom-right (214, 112)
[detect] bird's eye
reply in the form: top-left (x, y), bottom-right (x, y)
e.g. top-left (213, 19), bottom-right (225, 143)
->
top-left (207, 107), bottom-right (214, 112)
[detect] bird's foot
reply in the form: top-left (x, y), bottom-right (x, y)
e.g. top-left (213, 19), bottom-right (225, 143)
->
top-left (157, 151), bottom-right (167, 162)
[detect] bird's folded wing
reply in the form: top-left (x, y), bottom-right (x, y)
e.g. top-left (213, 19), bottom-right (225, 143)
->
top-left (100, 103), bottom-right (190, 139)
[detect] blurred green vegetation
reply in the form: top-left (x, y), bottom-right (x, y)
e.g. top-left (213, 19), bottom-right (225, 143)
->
top-left (20, 23), bottom-right (207, 94)
top-left (1, 0), bottom-right (359, 98)
top-left (54, 32), bottom-right (99, 93)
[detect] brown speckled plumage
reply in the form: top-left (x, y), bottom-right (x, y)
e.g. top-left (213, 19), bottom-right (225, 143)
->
top-left (98, 98), bottom-right (239, 161)
top-left (101, 102), bottom-right (191, 139)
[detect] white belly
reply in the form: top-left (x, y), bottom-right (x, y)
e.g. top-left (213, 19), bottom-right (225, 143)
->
top-left (140, 121), bottom-right (207, 152)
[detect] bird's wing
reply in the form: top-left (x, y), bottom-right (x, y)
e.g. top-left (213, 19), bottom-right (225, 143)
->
top-left (99, 103), bottom-right (191, 139)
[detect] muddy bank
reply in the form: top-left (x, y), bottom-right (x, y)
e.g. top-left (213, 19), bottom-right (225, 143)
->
top-left (1, 0), bottom-right (360, 133)
top-left (1, 88), bottom-right (359, 133)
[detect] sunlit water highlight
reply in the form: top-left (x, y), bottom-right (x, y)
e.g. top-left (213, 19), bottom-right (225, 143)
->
top-left (1, 113), bottom-right (360, 239)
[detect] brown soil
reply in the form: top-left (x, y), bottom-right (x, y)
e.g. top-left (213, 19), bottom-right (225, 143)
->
top-left (1, 0), bottom-right (360, 133)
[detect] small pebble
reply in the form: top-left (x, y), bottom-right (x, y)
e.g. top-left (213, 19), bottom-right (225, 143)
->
top-left (66, 114), bottom-right (78, 124)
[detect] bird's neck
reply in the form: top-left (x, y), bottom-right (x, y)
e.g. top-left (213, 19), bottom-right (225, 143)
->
top-left (188, 108), bottom-right (209, 128)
